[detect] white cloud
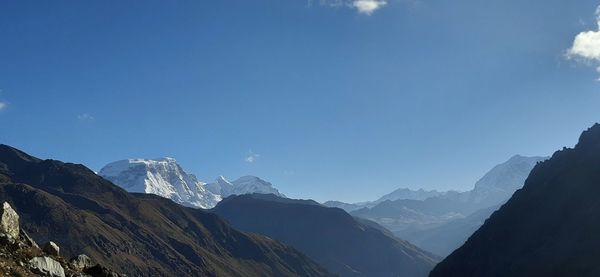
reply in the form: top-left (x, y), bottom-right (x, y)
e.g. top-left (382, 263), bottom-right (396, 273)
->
top-left (245, 151), bottom-right (260, 163)
top-left (352, 0), bottom-right (387, 15)
top-left (567, 6), bottom-right (600, 75)
top-left (310, 0), bottom-right (388, 15)
top-left (77, 113), bottom-right (95, 122)
top-left (0, 102), bottom-right (6, 111)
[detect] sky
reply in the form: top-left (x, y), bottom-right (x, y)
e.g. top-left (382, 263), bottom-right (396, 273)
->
top-left (1, 0), bottom-right (600, 203)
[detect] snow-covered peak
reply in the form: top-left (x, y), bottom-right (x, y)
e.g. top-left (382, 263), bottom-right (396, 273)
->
top-left (99, 158), bottom-right (221, 209)
top-left (100, 158), bottom-right (180, 177)
top-left (231, 175), bottom-right (285, 197)
top-left (468, 155), bottom-right (547, 204)
top-left (216, 175), bottom-right (232, 185)
top-left (374, 187), bottom-right (446, 204)
top-left (205, 176), bottom-right (234, 196)
top-left (154, 157), bottom-right (177, 163)
top-left (100, 159), bottom-right (287, 208)
top-left (206, 175), bottom-right (285, 198)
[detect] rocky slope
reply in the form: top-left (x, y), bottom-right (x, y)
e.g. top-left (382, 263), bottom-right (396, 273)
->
top-left (430, 123), bottom-right (600, 277)
top-left (0, 201), bottom-right (122, 277)
top-left (0, 145), bottom-right (332, 276)
top-left (212, 194), bottom-right (439, 277)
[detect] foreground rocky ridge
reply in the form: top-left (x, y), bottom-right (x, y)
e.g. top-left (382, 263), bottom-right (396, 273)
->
top-left (0, 201), bottom-right (122, 277)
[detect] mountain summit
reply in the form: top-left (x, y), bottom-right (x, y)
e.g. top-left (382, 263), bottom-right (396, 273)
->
top-left (99, 159), bottom-right (284, 208)
top-left (99, 158), bottom-right (221, 208)
top-left (206, 175), bottom-right (285, 198)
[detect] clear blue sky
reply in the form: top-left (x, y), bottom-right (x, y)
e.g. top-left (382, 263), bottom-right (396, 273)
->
top-left (1, 0), bottom-right (599, 202)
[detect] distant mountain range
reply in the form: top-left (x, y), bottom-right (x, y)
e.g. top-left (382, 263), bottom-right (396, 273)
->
top-left (211, 193), bottom-right (439, 277)
top-left (432, 123), bottom-right (600, 276)
top-left (98, 152), bottom-right (547, 259)
top-left (323, 188), bottom-right (449, 212)
top-left (99, 158), bottom-right (284, 209)
top-left (0, 145), bottom-right (331, 276)
top-left (330, 155), bottom-right (547, 257)
top-left (374, 188), bottom-right (448, 204)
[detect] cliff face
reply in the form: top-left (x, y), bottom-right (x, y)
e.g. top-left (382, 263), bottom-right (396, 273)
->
top-left (430, 124), bottom-right (600, 277)
top-left (0, 144), bottom-right (332, 276)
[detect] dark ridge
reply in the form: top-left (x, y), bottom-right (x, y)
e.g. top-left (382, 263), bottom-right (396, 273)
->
top-left (212, 194), bottom-right (439, 277)
top-left (219, 193), bottom-right (322, 206)
top-left (430, 123), bottom-right (600, 277)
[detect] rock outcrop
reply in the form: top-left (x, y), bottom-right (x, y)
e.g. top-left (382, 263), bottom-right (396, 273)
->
top-left (29, 256), bottom-right (65, 277)
top-left (43, 241), bottom-right (60, 256)
top-left (0, 202), bottom-right (19, 239)
top-left (69, 254), bottom-right (92, 271)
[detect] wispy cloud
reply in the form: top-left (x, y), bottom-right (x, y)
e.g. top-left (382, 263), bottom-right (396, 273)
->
top-left (567, 6), bottom-right (600, 77)
top-left (77, 113), bottom-right (95, 122)
top-left (309, 0), bottom-right (388, 15)
top-left (245, 150), bottom-right (260, 163)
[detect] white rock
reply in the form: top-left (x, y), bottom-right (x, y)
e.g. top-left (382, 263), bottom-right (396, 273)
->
top-left (0, 202), bottom-right (19, 239)
top-left (69, 254), bottom-right (93, 270)
top-left (43, 241), bottom-right (60, 256)
top-left (29, 256), bottom-right (65, 277)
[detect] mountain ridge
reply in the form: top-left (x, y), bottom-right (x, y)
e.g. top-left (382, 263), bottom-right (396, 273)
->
top-left (0, 144), bottom-right (332, 276)
top-left (212, 193), bottom-right (439, 277)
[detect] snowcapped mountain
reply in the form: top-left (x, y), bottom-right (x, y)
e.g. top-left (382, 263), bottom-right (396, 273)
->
top-left (99, 158), bottom-right (284, 209)
top-left (205, 175), bottom-right (235, 197)
top-left (466, 155), bottom-right (547, 206)
top-left (206, 175), bottom-right (285, 198)
top-left (374, 188), bottom-right (447, 204)
top-left (99, 158), bottom-right (221, 209)
top-left (322, 201), bottom-right (366, 212)
top-left (323, 188), bottom-right (448, 212)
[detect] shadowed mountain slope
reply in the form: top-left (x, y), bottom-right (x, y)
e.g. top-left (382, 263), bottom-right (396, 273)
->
top-left (0, 144), bottom-right (332, 276)
top-left (212, 194), bottom-right (439, 277)
top-left (430, 123), bottom-right (600, 277)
